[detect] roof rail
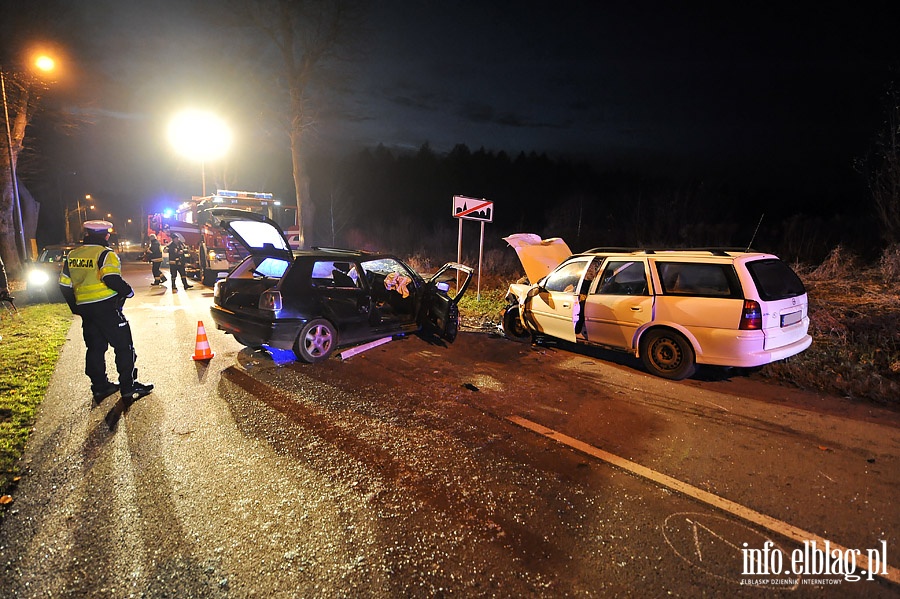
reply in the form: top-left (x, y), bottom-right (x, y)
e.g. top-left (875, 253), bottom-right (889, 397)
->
top-left (583, 247), bottom-right (759, 256)
top-left (310, 246), bottom-right (361, 253)
top-left (583, 247), bottom-right (644, 253)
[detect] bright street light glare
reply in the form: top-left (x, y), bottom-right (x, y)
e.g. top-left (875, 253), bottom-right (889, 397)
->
top-left (167, 110), bottom-right (232, 162)
top-left (34, 55), bottom-right (55, 72)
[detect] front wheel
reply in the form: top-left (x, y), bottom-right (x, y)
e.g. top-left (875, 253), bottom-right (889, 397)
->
top-left (501, 304), bottom-right (532, 343)
top-left (442, 303), bottom-right (459, 342)
top-left (293, 319), bottom-right (337, 363)
top-left (639, 329), bottom-right (696, 380)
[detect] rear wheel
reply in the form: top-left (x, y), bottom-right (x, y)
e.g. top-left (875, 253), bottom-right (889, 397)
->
top-left (501, 304), bottom-right (532, 342)
top-left (293, 319), bottom-right (337, 363)
top-left (639, 329), bottom-right (696, 380)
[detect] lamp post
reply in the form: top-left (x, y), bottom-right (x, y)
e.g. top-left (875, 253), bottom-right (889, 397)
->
top-left (167, 110), bottom-right (231, 196)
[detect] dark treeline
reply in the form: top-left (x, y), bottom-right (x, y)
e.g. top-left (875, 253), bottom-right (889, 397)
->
top-left (305, 143), bottom-right (879, 267)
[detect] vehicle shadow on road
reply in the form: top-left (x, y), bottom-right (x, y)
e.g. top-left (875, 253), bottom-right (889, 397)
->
top-left (534, 337), bottom-right (753, 383)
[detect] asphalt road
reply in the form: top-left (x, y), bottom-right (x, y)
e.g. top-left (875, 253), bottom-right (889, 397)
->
top-left (0, 262), bottom-right (898, 597)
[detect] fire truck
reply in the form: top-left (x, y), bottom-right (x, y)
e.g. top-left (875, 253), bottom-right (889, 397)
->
top-left (146, 190), bottom-right (298, 285)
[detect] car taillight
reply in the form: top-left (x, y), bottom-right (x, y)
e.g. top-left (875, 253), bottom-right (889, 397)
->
top-left (739, 299), bottom-right (762, 330)
top-left (260, 290), bottom-right (282, 311)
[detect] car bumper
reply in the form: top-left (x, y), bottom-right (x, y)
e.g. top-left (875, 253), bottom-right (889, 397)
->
top-left (697, 332), bottom-right (812, 368)
top-left (210, 305), bottom-right (304, 350)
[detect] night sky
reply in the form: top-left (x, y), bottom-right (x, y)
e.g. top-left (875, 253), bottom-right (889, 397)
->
top-left (9, 1), bottom-right (899, 240)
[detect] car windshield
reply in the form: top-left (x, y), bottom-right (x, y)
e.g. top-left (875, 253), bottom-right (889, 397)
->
top-left (230, 256), bottom-right (290, 279)
top-left (40, 249), bottom-right (68, 263)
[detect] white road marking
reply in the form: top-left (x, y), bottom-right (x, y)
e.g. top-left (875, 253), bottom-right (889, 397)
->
top-left (507, 415), bottom-right (900, 586)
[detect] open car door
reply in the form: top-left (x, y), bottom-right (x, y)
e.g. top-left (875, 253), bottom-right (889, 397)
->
top-left (420, 262), bottom-right (474, 342)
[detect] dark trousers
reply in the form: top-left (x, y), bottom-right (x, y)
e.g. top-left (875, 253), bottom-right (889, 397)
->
top-left (169, 261), bottom-right (190, 289)
top-left (79, 298), bottom-right (137, 393)
top-left (151, 259), bottom-right (163, 281)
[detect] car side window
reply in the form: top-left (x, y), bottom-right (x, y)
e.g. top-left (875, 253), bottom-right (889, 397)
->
top-left (656, 262), bottom-right (741, 298)
top-left (595, 261), bottom-right (649, 295)
top-left (543, 259), bottom-right (590, 293)
top-left (311, 260), bottom-right (361, 288)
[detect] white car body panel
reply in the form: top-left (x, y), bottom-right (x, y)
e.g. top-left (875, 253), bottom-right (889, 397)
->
top-left (503, 236), bottom-right (812, 375)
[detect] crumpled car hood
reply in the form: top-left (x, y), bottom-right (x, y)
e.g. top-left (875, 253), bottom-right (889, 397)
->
top-left (503, 233), bottom-right (572, 283)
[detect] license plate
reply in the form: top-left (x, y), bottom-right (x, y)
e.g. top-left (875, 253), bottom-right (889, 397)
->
top-left (781, 311), bottom-right (802, 327)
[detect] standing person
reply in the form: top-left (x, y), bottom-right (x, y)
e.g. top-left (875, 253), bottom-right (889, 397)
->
top-left (166, 236), bottom-right (193, 292)
top-left (0, 254), bottom-right (12, 303)
top-left (59, 221), bottom-right (154, 404)
top-left (147, 234), bottom-right (166, 286)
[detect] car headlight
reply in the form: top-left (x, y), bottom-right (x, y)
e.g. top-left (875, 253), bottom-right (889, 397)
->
top-left (27, 270), bottom-right (50, 286)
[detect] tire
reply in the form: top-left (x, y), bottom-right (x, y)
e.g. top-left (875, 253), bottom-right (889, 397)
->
top-left (199, 243), bottom-right (212, 286)
top-left (639, 329), bottom-right (696, 380)
top-left (202, 269), bottom-right (217, 287)
top-left (293, 319), bottom-right (337, 363)
top-left (501, 304), bottom-right (532, 343)
top-left (442, 303), bottom-right (459, 343)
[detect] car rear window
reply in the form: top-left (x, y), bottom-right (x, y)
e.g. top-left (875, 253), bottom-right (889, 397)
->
top-left (745, 259), bottom-right (806, 301)
top-left (656, 262), bottom-right (742, 298)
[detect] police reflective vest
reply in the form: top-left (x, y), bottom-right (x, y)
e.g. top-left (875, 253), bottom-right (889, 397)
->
top-left (59, 245), bottom-right (121, 304)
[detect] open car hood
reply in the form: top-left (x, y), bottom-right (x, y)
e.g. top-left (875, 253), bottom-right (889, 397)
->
top-left (205, 208), bottom-right (294, 260)
top-left (503, 233), bottom-right (572, 283)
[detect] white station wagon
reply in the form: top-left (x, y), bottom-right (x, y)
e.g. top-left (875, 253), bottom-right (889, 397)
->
top-left (501, 234), bottom-right (812, 380)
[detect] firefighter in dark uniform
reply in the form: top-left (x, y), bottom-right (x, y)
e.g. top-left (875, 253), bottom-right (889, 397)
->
top-left (166, 236), bottom-right (193, 293)
top-left (59, 221), bottom-right (154, 403)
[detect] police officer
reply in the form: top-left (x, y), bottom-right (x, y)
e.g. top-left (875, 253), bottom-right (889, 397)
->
top-left (0, 254), bottom-right (12, 303)
top-left (59, 221), bottom-right (154, 403)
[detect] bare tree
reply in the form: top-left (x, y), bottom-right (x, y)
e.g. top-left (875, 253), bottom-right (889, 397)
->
top-left (231, 0), bottom-right (363, 249)
top-left (0, 0), bottom-right (74, 277)
top-left (858, 87), bottom-right (900, 245)
top-left (0, 68), bottom-right (51, 276)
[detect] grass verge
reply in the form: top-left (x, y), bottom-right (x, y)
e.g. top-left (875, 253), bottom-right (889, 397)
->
top-left (0, 303), bottom-right (73, 504)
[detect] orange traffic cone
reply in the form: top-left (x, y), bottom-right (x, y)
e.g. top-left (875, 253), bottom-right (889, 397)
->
top-left (192, 320), bottom-right (215, 361)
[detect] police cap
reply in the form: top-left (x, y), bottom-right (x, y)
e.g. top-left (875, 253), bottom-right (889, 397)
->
top-left (84, 220), bottom-right (113, 234)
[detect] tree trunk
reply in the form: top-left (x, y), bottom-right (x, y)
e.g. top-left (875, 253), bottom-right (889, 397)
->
top-left (0, 159), bottom-right (22, 277)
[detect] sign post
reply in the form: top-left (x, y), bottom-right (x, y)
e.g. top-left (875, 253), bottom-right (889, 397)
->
top-left (452, 195), bottom-right (493, 300)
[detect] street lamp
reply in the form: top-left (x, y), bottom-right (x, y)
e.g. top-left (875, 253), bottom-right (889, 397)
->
top-left (2, 54), bottom-right (56, 262)
top-left (167, 110), bottom-right (231, 196)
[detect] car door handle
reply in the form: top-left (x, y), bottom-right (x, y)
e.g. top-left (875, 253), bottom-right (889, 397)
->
top-left (562, 303), bottom-right (570, 308)
top-left (631, 306), bottom-right (642, 311)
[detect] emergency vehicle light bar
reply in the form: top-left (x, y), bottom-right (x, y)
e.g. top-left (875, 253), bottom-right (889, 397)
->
top-left (216, 190), bottom-right (274, 200)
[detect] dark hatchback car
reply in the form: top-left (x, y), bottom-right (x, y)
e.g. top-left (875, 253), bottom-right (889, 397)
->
top-left (209, 209), bottom-right (474, 362)
top-left (26, 244), bottom-right (78, 302)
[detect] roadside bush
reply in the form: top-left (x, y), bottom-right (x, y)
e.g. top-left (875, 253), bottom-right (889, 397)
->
top-left (809, 244), bottom-right (857, 280)
top-left (879, 244), bottom-right (900, 283)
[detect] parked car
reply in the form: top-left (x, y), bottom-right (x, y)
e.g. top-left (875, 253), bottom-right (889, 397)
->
top-left (501, 234), bottom-right (812, 380)
top-left (26, 244), bottom-right (77, 302)
top-left (209, 209), bottom-right (474, 362)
